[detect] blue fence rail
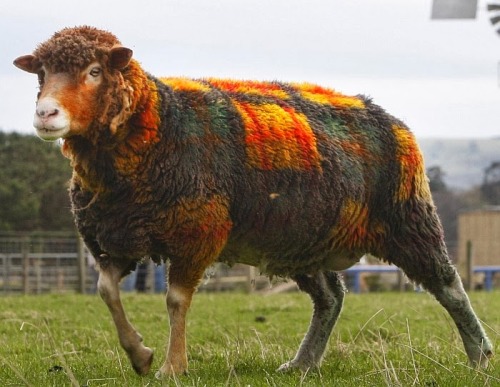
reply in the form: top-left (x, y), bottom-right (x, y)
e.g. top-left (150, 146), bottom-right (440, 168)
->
top-left (473, 266), bottom-right (500, 292)
top-left (344, 265), bottom-right (401, 293)
top-left (344, 264), bottom-right (500, 293)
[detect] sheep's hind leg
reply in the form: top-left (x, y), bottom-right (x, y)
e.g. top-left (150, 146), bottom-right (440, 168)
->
top-left (432, 274), bottom-right (493, 367)
top-left (97, 258), bottom-right (153, 375)
top-left (395, 257), bottom-right (493, 367)
top-left (388, 218), bottom-right (493, 367)
top-left (278, 271), bottom-right (345, 372)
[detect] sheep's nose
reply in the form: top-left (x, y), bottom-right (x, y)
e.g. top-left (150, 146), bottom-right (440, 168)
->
top-left (36, 107), bottom-right (59, 118)
top-left (36, 98), bottom-right (61, 120)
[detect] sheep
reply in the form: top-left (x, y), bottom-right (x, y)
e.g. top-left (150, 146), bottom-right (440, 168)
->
top-left (14, 26), bottom-right (493, 377)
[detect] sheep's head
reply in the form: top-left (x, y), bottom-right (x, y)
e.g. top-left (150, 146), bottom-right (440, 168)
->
top-left (13, 26), bottom-right (133, 142)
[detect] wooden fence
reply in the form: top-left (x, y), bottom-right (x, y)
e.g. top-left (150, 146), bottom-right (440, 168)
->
top-left (0, 233), bottom-right (270, 294)
top-left (0, 233), bottom-right (92, 294)
top-left (0, 233), bottom-right (497, 294)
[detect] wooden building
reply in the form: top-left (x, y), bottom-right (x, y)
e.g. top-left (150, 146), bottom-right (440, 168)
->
top-left (457, 207), bottom-right (500, 287)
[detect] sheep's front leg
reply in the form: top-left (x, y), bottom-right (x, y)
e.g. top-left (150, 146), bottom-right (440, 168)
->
top-left (155, 196), bottom-right (232, 377)
top-left (156, 256), bottom-right (209, 377)
top-left (97, 260), bottom-right (153, 375)
top-left (156, 282), bottom-right (195, 377)
top-left (156, 257), bottom-right (225, 377)
top-left (278, 271), bottom-right (345, 372)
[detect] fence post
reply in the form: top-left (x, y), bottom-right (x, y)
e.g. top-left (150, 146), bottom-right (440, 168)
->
top-left (147, 261), bottom-right (154, 293)
top-left (35, 256), bottom-right (41, 294)
top-left (247, 265), bottom-right (256, 293)
top-left (397, 270), bottom-right (405, 292)
top-left (22, 238), bottom-right (29, 294)
top-left (466, 240), bottom-right (473, 291)
top-left (77, 237), bottom-right (86, 294)
top-left (4, 254), bottom-right (10, 294)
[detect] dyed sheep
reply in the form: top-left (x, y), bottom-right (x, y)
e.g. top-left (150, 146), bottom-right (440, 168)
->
top-left (14, 26), bottom-right (492, 377)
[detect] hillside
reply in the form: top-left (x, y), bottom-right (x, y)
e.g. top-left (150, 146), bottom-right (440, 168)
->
top-left (418, 137), bottom-right (500, 190)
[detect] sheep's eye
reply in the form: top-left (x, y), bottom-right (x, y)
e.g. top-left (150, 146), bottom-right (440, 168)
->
top-left (89, 67), bottom-right (101, 77)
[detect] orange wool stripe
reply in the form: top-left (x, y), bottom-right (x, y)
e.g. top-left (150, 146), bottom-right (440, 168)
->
top-left (114, 79), bottom-right (161, 176)
top-left (127, 79), bottom-right (161, 148)
top-left (160, 77), bottom-right (210, 93)
top-left (164, 195), bottom-right (233, 262)
top-left (207, 78), bottom-right (289, 99)
top-left (281, 105), bottom-right (321, 170)
top-left (329, 199), bottom-right (386, 251)
top-left (293, 82), bottom-right (365, 109)
top-left (392, 125), bottom-right (431, 202)
top-left (331, 199), bottom-right (369, 249)
top-left (232, 100), bottom-right (322, 171)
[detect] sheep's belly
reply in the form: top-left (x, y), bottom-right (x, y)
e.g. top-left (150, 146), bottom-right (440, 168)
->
top-left (218, 241), bottom-right (363, 276)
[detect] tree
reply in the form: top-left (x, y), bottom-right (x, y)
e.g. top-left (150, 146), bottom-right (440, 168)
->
top-left (481, 161), bottom-right (500, 205)
top-left (0, 178), bottom-right (39, 230)
top-left (0, 132), bottom-right (73, 231)
top-left (427, 165), bottom-right (459, 258)
top-left (427, 165), bottom-right (447, 192)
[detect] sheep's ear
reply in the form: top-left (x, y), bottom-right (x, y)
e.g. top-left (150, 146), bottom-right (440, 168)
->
top-left (109, 46), bottom-right (133, 70)
top-left (13, 55), bottom-right (41, 73)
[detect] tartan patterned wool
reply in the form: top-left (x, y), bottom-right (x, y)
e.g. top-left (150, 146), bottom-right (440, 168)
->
top-left (160, 77), bottom-right (373, 172)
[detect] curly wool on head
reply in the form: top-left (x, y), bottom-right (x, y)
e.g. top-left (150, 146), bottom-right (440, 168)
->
top-left (34, 26), bottom-right (121, 73)
top-left (32, 26), bottom-right (148, 148)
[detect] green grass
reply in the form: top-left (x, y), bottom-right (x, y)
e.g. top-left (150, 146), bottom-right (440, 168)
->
top-left (0, 291), bottom-right (498, 386)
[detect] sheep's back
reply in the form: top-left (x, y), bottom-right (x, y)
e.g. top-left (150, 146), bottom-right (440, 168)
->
top-left (154, 78), bottom-right (428, 268)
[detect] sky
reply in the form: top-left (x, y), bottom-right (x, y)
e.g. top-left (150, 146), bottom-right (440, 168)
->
top-left (1, 0), bottom-right (499, 138)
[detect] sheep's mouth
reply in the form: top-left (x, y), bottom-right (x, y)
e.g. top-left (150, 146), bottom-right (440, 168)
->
top-left (35, 126), bottom-right (70, 141)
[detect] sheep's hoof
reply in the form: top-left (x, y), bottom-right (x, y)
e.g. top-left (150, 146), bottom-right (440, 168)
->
top-left (472, 348), bottom-right (493, 369)
top-left (155, 368), bottom-right (189, 379)
top-left (130, 346), bottom-right (154, 376)
top-left (277, 360), bottom-right (305, 373)
top-left (155, 370), bottom-right (188, 380)
top-left (155, 360), bottom-right (189, 378)
top-left (277, 359), bottom-right (315, 373)
top-left (277, 361), bottom-right (295, 372)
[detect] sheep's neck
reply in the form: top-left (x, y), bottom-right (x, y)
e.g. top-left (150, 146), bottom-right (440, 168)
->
top-left (113, 63), bottom-right (162, 178)
top-left (62, 63), bottom-right (162, 193)
top-left (62, 138), bottom-right (111, 194)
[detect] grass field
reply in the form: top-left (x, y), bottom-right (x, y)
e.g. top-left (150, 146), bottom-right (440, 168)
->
top-left (0, 290), bottom-right (498, 386)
